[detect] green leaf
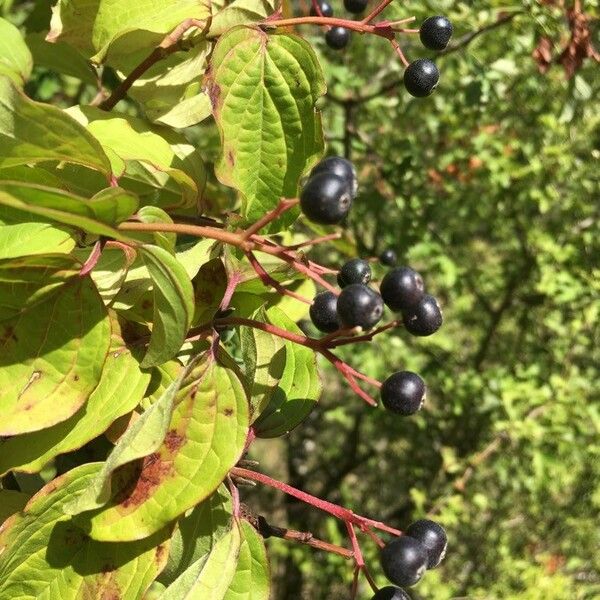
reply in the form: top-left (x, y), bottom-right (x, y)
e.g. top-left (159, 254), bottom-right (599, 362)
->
top-left (25, 32), bottom-right (97, 84)
top-left (253, 307), bottom-right (321, 437)
top-left (140, 244), bottom-right (195, 368)
top-left (72, 353), bottom-right (249, 541)
top-left (137, 206), bottom-right (177, 252)
top-left (159, 485), bottom-right (233, 585)
top-left (0, 490), bottom-right (30, 525)
top-left (0, 314), bottom-right (151, 475)
top-left (0, 18), bottom-right (33, 86)
top-left (210, 27), bottom-right (325, 232)
top-left (66, 354), bottom-right (202, 517)
top-left (0, 77), bottom-right (111, 175)
top-left (0, 255), bottom-right (111, 435)
top-left (67, 105), bottom-right (206, 209)
top-left (48, 0), bottom-right (210, 63)
top-left (192, 257), bottom-right (228, 326)
top-left (124, 40), bottom-right (213, 128)
top-left (75, 245), bottom-right (136, 305)
top-left (224, 520), bottom-right (270, 600)
top-left (0, 464), bottom-right (169, 600)
top-left (208, 0), bottom-right (278, 38)
top-left (240, 307), bottom-right (286, 421)
top-left (0, 218), bottom-right (74, 259)
top-left (162, 523), bottom-right (242, 599)
top-left (0, 181), bottom-right (137, 240)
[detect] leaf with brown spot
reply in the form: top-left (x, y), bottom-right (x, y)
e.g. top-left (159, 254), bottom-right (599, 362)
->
top-left (71, 351), bottom-right (249, 541)
top-left (0, 463), bottom-right (169, 600)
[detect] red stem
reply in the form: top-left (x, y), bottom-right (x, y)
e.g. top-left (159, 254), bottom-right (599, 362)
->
top-left (230, 467), bottom-right (402, 536)
top-left (266, 16), bottom-right (394, 39)
top-left (242, 198), bottom-right (299, 238)
top-left (246, 250), bottom-right (311, 305)
top-left (361, 0), bottom-right (395, 24)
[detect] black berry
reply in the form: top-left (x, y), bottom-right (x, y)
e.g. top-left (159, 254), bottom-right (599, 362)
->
top-left (300, 172), bottom-right (353, 224)
top-left (404, 59), bottom-right (439, 98)
top-left (309, 291), bottom-right (340, 333)
top-left (380, 371), bottom-right (426, 415)
top-left (371, 587), bottom-right (411, 600)
top-left (337, 284), bottom-right (384, 330)
top-left (310, 156), bottom-right (358, 198)
top-left (380, 536), bottom-right (428, 587)
top-left (380, 267), bottom-right (424, 311)
top-left (344, 0), bottom-right (369, 14)
top-left (406, 519), bottom-right (448, 569)
top-left (326, 26), bottom-right (350, 50)
top-left (310, 0), bottom-right (333, 17)
top-left (403, 294), bottom-right (443, 336)
top-left (420, 16), bottom-right (453, 51)
top-left (338, 258), bottom-right (371, 287)
top-left (379, 248), bottom-right (397, 266)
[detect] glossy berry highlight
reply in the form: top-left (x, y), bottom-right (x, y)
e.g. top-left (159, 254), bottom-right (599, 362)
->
top-left (380, 371), bottom-right (426, 415)
top-left (300, 172), bottom-right (353, 224)
top-left (371, 587), bottom-right (411, 600)
top-left (380, 266), bottom-right (424, 311)
top-left (310, 291), bottom-right (340, 333)
top-left (406, 519), bottom-right (448, 569)
top-left (403, 294), bottom-right (443, 336)
top-left (420, 16), bottom-right (453, 51)
top-left (337, 284), bottom-right (384, 330)
top-left (310, 0), bottom-right (333, 17)
top-left (404, 59), bottom-right (440, 97)
top-left (344, 0), bottom-right (369, 14)
top-left (380, 248), bottom-right (397, 266)
top-left (326, 26), bottom-right (351, 50)
top-left (338, 258), bottom-right (371, 287)
top-left (310, 156), bottom-right (358, 198)
top-left (380, 536), bottom-right (428, 587)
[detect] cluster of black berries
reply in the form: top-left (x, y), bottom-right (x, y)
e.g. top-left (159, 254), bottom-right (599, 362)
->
top-left (309, 2), bottom-right (453, 99)
top-left (311, 0), bottom-right (370, 50)
top-left (372, 519), bottom-right (448, 598)
top-left (302, 157), bottom-right (443, 417)
top-left (404, 16), bottom-right (453, 98)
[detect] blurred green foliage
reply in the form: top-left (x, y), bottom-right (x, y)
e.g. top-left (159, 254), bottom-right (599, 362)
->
top-left (249, 1), bottom-right (600, 598)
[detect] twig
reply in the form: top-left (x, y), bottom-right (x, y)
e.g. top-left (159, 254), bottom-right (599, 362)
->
top-left (241, 198), bottom-right (299, 239)
top-left (231, 466), bottom-right (402, 536)
top-left (99, 18), bottom-right (207, 111)
top-left (246, 250), bottom-right (311, 305)
top-left (258, 516), bottom-right (354, 559)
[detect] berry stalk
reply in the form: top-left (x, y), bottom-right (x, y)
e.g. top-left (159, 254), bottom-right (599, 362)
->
top-left (230, 466), bottom-right (402, 536)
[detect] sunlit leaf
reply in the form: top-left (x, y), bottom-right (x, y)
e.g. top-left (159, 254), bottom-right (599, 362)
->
top-left (0, 464), bottom-right (169, 600)
top-left (209, 27), bottom-right (325, 232)
top-left (0, 255), bottom-right (110, 435)
top-left (0, 77), bottom-right (111, 175)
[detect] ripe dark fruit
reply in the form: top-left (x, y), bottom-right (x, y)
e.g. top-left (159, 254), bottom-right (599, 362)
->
top-left (300, 172), bottom-right (353, 224)
top-left (406, 519), bottom-right (448, 569)
top-left (338, 258), bottom-right (371, 287)
top-left (420, 16), bottom-right (453, 51)
top-left (310, 156), bottom-right (358, 198)
top-left (380, 266), bottom-right (425, 311)
top-left (403, 294), bottom-right (443, 336)
top-left (344, 0), bottom-right (369, 14)
top-left (380, 371), bottom-right (426, 416)
top-left (326, 26), bottom-right (351, 50)
top-left (337, 284), bottom-right (384, 330)
top-left (380, 536), bottom-right (428, 587)
top-left (404, 59), bottom-right (440, 98)
top-left (379, 248), bottom-right (397, 266)
top-left (371, 587), bottom-right (411, 600)
top-left (310, 0), bottom-right (333, 17)
top-left (310, 291), bottom-right (340, 333)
